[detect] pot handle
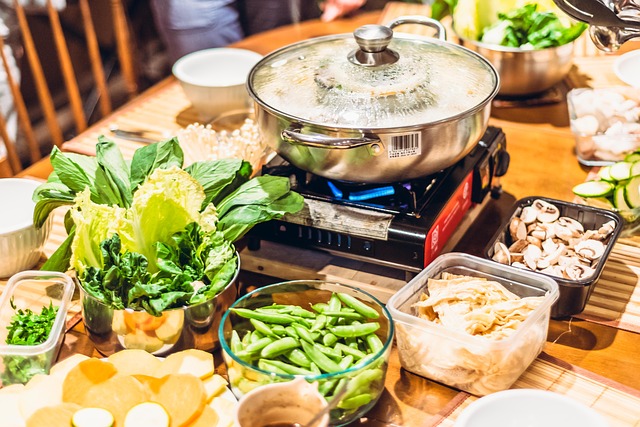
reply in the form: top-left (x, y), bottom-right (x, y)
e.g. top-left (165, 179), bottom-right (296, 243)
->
top-left (386, 15), bottom-right (447, 41)
top-left (282, 125), bottom-right (380, 149)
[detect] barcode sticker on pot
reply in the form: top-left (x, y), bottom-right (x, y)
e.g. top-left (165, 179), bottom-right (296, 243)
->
top-left (389, 132), bottom-right (421, 158)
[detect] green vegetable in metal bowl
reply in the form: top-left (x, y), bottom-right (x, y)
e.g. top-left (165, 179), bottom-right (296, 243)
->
top-left (32, 137), bottom-right (304, 316)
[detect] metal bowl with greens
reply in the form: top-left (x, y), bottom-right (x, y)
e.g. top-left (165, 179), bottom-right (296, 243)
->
top-left (32, 137), bottom-right (303, 354)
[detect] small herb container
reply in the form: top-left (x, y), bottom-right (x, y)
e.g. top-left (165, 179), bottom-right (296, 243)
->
top-left (0, 271), bottom-right (74, 386)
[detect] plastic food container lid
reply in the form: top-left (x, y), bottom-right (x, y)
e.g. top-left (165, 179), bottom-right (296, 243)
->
top-left (248, 23), bottom-right (499, 128)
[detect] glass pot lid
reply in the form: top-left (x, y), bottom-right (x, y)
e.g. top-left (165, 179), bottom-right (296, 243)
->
top-left (248, 18), bottom-right (499, 129)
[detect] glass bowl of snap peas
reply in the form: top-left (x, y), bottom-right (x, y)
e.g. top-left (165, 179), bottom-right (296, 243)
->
top-left (219, 280), bottom-right (394, 426)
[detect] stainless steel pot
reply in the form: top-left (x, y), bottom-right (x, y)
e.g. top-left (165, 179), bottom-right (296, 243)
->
top-left (247, 16), bottom-right (500, 184)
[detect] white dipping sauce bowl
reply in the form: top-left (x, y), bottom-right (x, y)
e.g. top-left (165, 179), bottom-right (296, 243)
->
top-left (173, 48), bottom-right (263, 121)
top-left (0, 178), bottom-right (51, 278)
top-left (455, 389), bottom-right (609, 427)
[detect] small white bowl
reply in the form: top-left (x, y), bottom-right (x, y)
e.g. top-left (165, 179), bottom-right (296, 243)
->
top-left (172, 48), bottom-right (263, 121)
top-left (614, 50), bottom-right (640, 88)
top-left (455, 389), bottom-right (609, 427)
top-left (0, 178), bottom-right (52, 278)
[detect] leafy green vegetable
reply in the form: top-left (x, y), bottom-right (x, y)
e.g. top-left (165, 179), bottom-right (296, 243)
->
top-left (5, 300), bottom-right (58, 345)
top-left (479, 3), bottom-right (587, 49)
top-left (33, 136), bottom-right (304, 315)
top-left (1, 300), bottom-right (59, 384)
top-left (431, 0), bottom-right (458, 20)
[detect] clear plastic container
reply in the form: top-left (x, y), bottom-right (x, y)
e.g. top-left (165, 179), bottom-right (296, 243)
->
top-left (567, 87), bottom-right (640, 166)
top-left (387, 253), bottom-right (558, 396)
top-left (0, 271), bottom-right (74, 386)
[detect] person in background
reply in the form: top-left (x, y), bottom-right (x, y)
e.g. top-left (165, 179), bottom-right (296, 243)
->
top-left (149, 0), bottom-right (368, 64)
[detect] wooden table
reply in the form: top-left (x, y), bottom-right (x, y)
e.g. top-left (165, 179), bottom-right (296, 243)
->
top-left (14, 2), bottom-right (640, 426)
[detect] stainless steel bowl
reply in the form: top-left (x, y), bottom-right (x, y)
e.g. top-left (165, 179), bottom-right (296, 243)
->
top-left (458, 36), bottom-right (574, 97)
top-left (76, 259), bottom-right (239, 356)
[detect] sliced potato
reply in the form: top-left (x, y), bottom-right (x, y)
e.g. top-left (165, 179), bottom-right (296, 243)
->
top-left (107, 349), bottom-right (163, 377)
top-left (123, 330), bottom-right (164, 353)
top-left (26, 402), bottom-right (81, 427)
top-left (210, 396), bottom-right (236, 427)
top-left (0, 391), bottom-right (25, 427)
top-left (202, 374), bottom-right (228, 403)
top-left (188, 405), bottom-right (220, 427)
top-left (81, 375), bottom-right (148, 427)
top-left (62, 359), bottom-right (118, 406)
top-left (147, 373), bottom-right (206, 427)
top-left (155, 349), bottom-right (214, 379)
top-left (19, 372), bottom-right (64, 420)
top-left (155, 310), bottom-right (184, 343)
top-left (49, 354), bottom-right (91, 379)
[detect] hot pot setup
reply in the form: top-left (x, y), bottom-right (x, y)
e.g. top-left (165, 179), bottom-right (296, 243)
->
top-left (245, 17), bottom-right (510, 272)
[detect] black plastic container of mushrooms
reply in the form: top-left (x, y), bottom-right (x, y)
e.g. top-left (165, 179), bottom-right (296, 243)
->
top-left (484, 196), bottom-right (624, 318)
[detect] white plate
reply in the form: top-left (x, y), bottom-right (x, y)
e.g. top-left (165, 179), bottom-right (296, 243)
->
top-left (614, 50), bottom-right (640, 88)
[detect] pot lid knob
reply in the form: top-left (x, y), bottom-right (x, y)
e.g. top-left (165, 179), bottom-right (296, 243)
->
top-left (348, 24), bottom-right (399, 67)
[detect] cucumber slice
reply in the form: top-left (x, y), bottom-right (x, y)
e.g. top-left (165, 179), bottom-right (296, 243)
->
top-left (631, 161), bottom-right (640, 178)
top-left (572, 180), bottom-right (615, 198)
top-left (609, 161), bottom-right (633, 181)
top-left (614, 185), bottom-right (633, 210)
top-left (624, 176), bottom-right (640, 209)
top-left (624, 152), bottom-right (640, 163)
top-left (124, 402), bottom-right (170, 427)
top-left (596, 165), bottom-right (615, 182)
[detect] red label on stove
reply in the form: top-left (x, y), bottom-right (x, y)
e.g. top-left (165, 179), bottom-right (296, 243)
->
top-left (424, 172), bottom-right (473, 266)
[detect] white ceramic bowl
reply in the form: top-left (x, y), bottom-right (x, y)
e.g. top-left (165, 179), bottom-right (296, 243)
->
top-left (455, 389), bottom-right (609, 427)
top-left (0, 178), bottom-right (51, 278)
top-left (172, 48), bottom-right (263, 120)
top-left (614, 50), bottom-right (640, 88)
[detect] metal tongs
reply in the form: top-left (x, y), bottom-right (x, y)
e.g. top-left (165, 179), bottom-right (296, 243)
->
top-left (553, 0), bottom-right (640, 51)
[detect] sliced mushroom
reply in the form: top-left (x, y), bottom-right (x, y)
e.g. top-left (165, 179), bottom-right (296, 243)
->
top-left (537, 243), bottom-right (566, 269)
top-left (557, 217), bottom-right (585, 234)
top-left (523, 245), bottom-right (542, 270)
top-left (520, 205), bottom-right (538, 224)
top-left (564, 264), bottom-right (595, 280)
top-left (533, 199), bottom-right (561, 223)
top-left (509, 239), bottom-right (529, 253)
top-left (599, 220), bottom-right (616, 237)
top-left (526, 235), bottom-right (542, 248)
top-left (574, 240), bottom-right (605, 261)
top-left (509, 217), bottom-right (528, 241)
top-left (541, 238), bottom-right (557, 255)
top-left (492, 242), bottom-right (511, 265)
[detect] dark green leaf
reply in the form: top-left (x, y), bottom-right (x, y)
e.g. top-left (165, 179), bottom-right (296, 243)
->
top-left (129, 137), bottom-right (184, 192)
top-left (32, 182), bottom-right (75, 228)
top-left (185, 158), bottom-right (252, 208)
top-left (49, 147), bottom-right (96, 196)
top-left (96, 136), bottom-right (132, 207)
top-left (41, 230), bottom-right (75, 272)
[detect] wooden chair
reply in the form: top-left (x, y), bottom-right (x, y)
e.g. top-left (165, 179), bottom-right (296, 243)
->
top-left (0, 0), bottom-right (138, 176)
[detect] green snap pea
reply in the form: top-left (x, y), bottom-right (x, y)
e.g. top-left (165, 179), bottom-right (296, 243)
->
top-left (285, 326), bottom-right (299, 339)
top-left (250, 318), bottom-right (276, 337)
top-left (287, 306), bottom-right (315, 318)
top-left (315, 342), bottom-right (342, 360)
top-left (293, 324), bottom-right (315, 344)
top-left (271, 324), bottom-right (287, 336)
top-left (230, 308), bottom-right (297, 324)
top-left (321, 311), bottom-right (364, 320)
top-left (310, 314), bottom-right (327, 332)
top-left (311, 302), bottom-right (329, 313)
top-left (338, 355), bottom-right (354, 370)
top-left (230, 330), bottom-right (243, 353)
top-left (258, 359), bottom-right (315, 375)
top-left (322, 332), bottom-right (338, 347)
top-left (331, 322), bottom-right (380, 338)
top-left (337, 293), bottom-right (380, 319)
top-left (245, 337), bottom-right (274, 354)
top-left (249, 330), bottom-right (263, 344)
top-left (366, 333), bottom-right (384, 353)
top-left (337, 393), bottom-right (373, 410)
top-left (327, 294), bottom-right (342, 326)
top-left (260, 337), bottom-right (300, 358)
top-left (241, 330), bottom-right (252, 347)
top-left (318, 378), bottom-right (339, 395)
top-left (345, 368), bottom-right (383, 398)
top-left (309, 362), bottom-right (321, 375)
top-left (258, 359), bottom-right (290, 375)
top-left (285, 348), bottom-right (312, 368)
top-left (334, 343), bottom-right (366, 359)
top-left (301, 340), bottom-right (341, 373)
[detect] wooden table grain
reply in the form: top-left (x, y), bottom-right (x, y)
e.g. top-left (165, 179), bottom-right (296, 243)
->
top-left (16, 3), bottom-right (640, 426)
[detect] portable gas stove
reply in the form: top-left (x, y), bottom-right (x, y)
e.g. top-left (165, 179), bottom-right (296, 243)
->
top-left (247, 126), bottom-right (509, 272)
